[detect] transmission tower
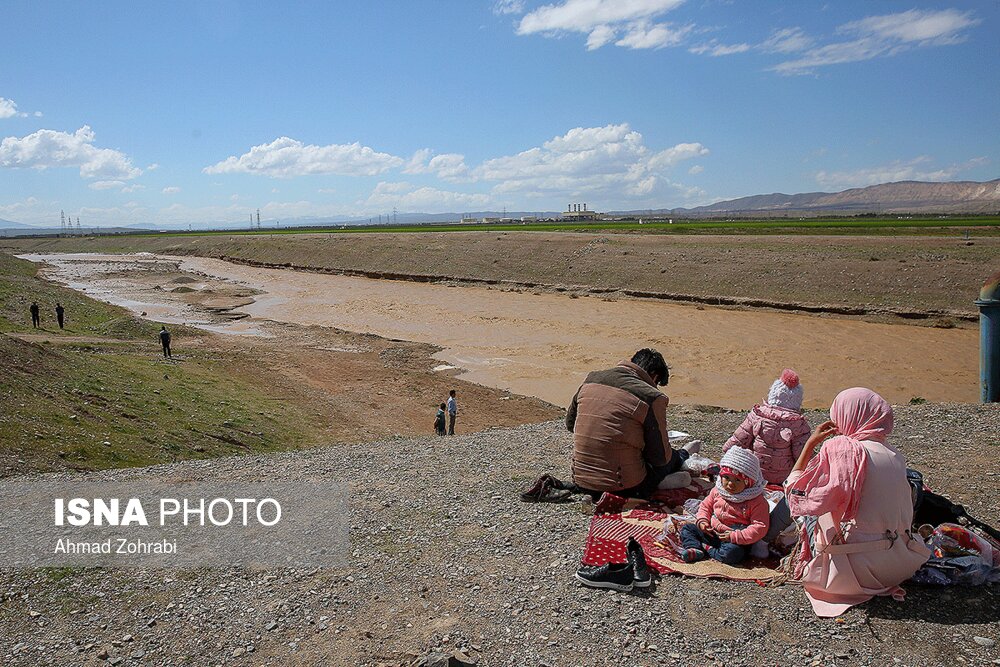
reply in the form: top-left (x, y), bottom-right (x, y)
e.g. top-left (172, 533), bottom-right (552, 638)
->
top-left (60, 210), bottom-right (66, 236)
top-left (256, 208), bottom-right (261, 229)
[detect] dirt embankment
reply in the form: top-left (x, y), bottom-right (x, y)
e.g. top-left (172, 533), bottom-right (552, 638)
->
top-left (4, 231), bottom-right (996, 324)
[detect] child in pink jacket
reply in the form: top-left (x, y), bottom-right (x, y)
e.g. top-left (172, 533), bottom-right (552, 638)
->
top-left (678, 447), bottom-right (770, 565)
top-left (723, 369), bottom-right (811, 485)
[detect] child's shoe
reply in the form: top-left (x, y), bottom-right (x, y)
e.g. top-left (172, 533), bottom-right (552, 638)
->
top-left (678, 547), bottom-right (706, 563)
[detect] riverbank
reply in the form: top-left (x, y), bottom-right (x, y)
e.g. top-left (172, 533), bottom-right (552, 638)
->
top-left (0, 252), bottom-right (560, 476)
top-left (3, 231), bottom-right (995, 323)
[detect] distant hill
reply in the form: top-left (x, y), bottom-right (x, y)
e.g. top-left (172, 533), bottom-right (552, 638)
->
top-left (0, 218), bottom-right (33, 229)
top-left (626, 179), bottom-right (1000, 217)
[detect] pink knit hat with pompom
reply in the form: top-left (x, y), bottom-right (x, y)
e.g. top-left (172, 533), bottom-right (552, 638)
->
top-left (767, 368), bottom-right (804, 411)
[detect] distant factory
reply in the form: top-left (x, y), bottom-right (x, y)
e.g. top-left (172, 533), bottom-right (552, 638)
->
top-left (561, 203), bottom-right (599, 221)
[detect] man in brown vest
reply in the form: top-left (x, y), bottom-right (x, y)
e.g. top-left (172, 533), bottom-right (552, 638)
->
top-left (566, 348), bottom-right (691, 499)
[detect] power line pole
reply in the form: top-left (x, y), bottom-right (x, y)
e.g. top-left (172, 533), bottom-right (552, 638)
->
top-left (393, 207), bottom-right (397, 225)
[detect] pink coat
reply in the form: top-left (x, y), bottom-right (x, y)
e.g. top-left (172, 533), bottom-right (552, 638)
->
top-left (695, 487), bottom-right (770, 546)
top-left (785, 388), bottom-right (930, 617)
top-left (723, 404), bottom-right (811, 485)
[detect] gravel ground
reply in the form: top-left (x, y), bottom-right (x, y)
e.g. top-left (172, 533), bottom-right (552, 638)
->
top-left (1, 402), bottom-right (998, 667)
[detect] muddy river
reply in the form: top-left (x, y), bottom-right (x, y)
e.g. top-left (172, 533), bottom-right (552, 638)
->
top-left (21, 253), bottom-right (979, 409)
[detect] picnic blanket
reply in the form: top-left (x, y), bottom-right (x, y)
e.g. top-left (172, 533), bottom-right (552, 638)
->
top-left (581, 486), bottom-right (783, 583)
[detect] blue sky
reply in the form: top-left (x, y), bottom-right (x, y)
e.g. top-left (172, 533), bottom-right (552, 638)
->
top-left (1, 0), bottom-right (997, 227)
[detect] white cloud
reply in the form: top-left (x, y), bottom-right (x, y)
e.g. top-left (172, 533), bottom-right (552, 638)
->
top-left (90, 180), bottom-right (146, 193)
top-left (0, 97), bottom-right (23, 119)
top-left (472, 124), bottom-right (707, 204)
top-left (688, 165), bottom-right (703, 175)
top-left (760, 27), bottom-right (813, 54)
top-left (365, 181), bottom-right (491, 211)
top-left (615, 21), bottom-right (693, 50)
top-left (146, 163), bottom-right (160, 171)
top-left (403, 149), bottom-right (470, 180)
top-left (688, 40), bottom-right (751, 56)
top-left (774, 9), bottom-right (980, 75)
top-left (89, 180), bottom-right (127, 190)
top-left (162, 186), bottom-right (181, 194)
top-left (493, 0), bottom-right (524, 15)
top-left (516, 0), bottom-right (687, 51)
top-left (815, 156), bottom-right (988, 188)
top-left (0, 126), bottom-right (142, 180)
top-left (204, 136), bottom-right (404, 178)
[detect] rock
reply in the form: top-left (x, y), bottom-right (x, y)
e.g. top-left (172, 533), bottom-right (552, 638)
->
top-left (265, 621), bottom-right (279, 631)
top-left (416, 652), bottom-right (450, 667)
top-left (974, 637), bottom-right (996, 648)
top-left (97, 648), bottom-right (109, 660)
top-left (232, 647), bottom-right (246, 657)
top-left (28, 610), bottom-right (41, 617)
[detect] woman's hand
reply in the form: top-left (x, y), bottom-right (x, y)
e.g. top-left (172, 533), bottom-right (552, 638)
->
top-left (791, 420), bottom-right (838, 474)
top-left (806, 420), bottom-right (838, 450)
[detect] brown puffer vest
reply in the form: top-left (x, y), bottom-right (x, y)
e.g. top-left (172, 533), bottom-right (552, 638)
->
top-left (566, 361), bottom-right (670, 493)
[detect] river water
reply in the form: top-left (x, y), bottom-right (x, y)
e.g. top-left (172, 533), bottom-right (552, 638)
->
top-left (22, 253), bottom-right (979, 409)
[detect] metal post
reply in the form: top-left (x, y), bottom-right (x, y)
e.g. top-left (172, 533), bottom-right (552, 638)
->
top-left (976, 270), bottom-right (1000, 403)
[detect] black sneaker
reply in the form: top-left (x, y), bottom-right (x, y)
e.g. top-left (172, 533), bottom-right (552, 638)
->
top-left (626, 538), bottom-right (652, 588)
top-left (574, 562), bottom-right (634, 592)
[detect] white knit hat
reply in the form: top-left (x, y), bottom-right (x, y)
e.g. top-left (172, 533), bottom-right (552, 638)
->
top-left (719, 446), bottom-right (764, 488)
top-left (767, 368), bottom-right (804, 412)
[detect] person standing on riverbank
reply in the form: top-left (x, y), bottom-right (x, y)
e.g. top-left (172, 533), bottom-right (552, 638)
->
top-left (159, 325), bottom-right (172, 358)
top-left (447, 390), bottom-right (458, 435)
top-left (55, 303), bottom-right (65, 329)
top-left (30, 301), bottom-right (40, 328)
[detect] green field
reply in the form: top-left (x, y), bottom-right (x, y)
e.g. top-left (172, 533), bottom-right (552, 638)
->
top-left (0, 253), bottom-right (324, 475)
top-left (110, 214), bottom-right (1000, 239)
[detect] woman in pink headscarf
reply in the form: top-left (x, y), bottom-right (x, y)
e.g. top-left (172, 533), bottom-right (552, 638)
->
top-left (785, 387), bottom-right (930, 617)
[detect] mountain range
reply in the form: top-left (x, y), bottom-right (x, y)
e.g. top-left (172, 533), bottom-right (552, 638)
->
top-left (630, 178), bottom-right (1000, 217)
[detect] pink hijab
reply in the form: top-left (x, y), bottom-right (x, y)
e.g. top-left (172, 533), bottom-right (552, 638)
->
top-left (787, 387), bottom-right (894, 522)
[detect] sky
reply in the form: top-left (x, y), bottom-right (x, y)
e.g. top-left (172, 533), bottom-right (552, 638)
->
top-left (1, 0), bottom-right (998, 228)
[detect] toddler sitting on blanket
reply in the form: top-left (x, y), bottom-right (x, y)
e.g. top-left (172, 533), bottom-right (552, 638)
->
top-left (677, 447), bottom-right (770, 565)
top-left (722, 368), bottom-right (811, 485)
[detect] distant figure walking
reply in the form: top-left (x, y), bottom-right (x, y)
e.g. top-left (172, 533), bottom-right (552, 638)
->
top-left (447, 389), bottom-right (458, 435)
top-left (434, 403), bottom-right (447, 436)
top-left (159, 325), bottom-right (172, 358)
top-left (55, 303), bottom-right (65, 329)
top-left (30, 301), bottom-right (40, 328)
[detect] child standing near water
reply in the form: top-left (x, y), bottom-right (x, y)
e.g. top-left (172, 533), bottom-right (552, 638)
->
top-left (434, 403), bottom-right (447, 436)
top-left (722, 369), bottom-right (811, 485)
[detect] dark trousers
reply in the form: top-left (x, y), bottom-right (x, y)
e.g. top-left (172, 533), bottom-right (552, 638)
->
top-left (448, 413), bottom-right (456, 435)
top-left (680, 523), bottom-right (747, 565)
top-left (162, 343), bottom-right (171, 358)
top-left (57, 315), bottom-right (64, 329)
top-left (579, 448), bottom-right (690, 501)
top-left (31, 314), bottom-right (39, 328)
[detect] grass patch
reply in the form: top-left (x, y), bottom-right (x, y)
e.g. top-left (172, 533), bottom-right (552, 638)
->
top-left (0, 253), bottom-right (326, 475)
top-left (118, 215), bottom-right (1000, 238)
